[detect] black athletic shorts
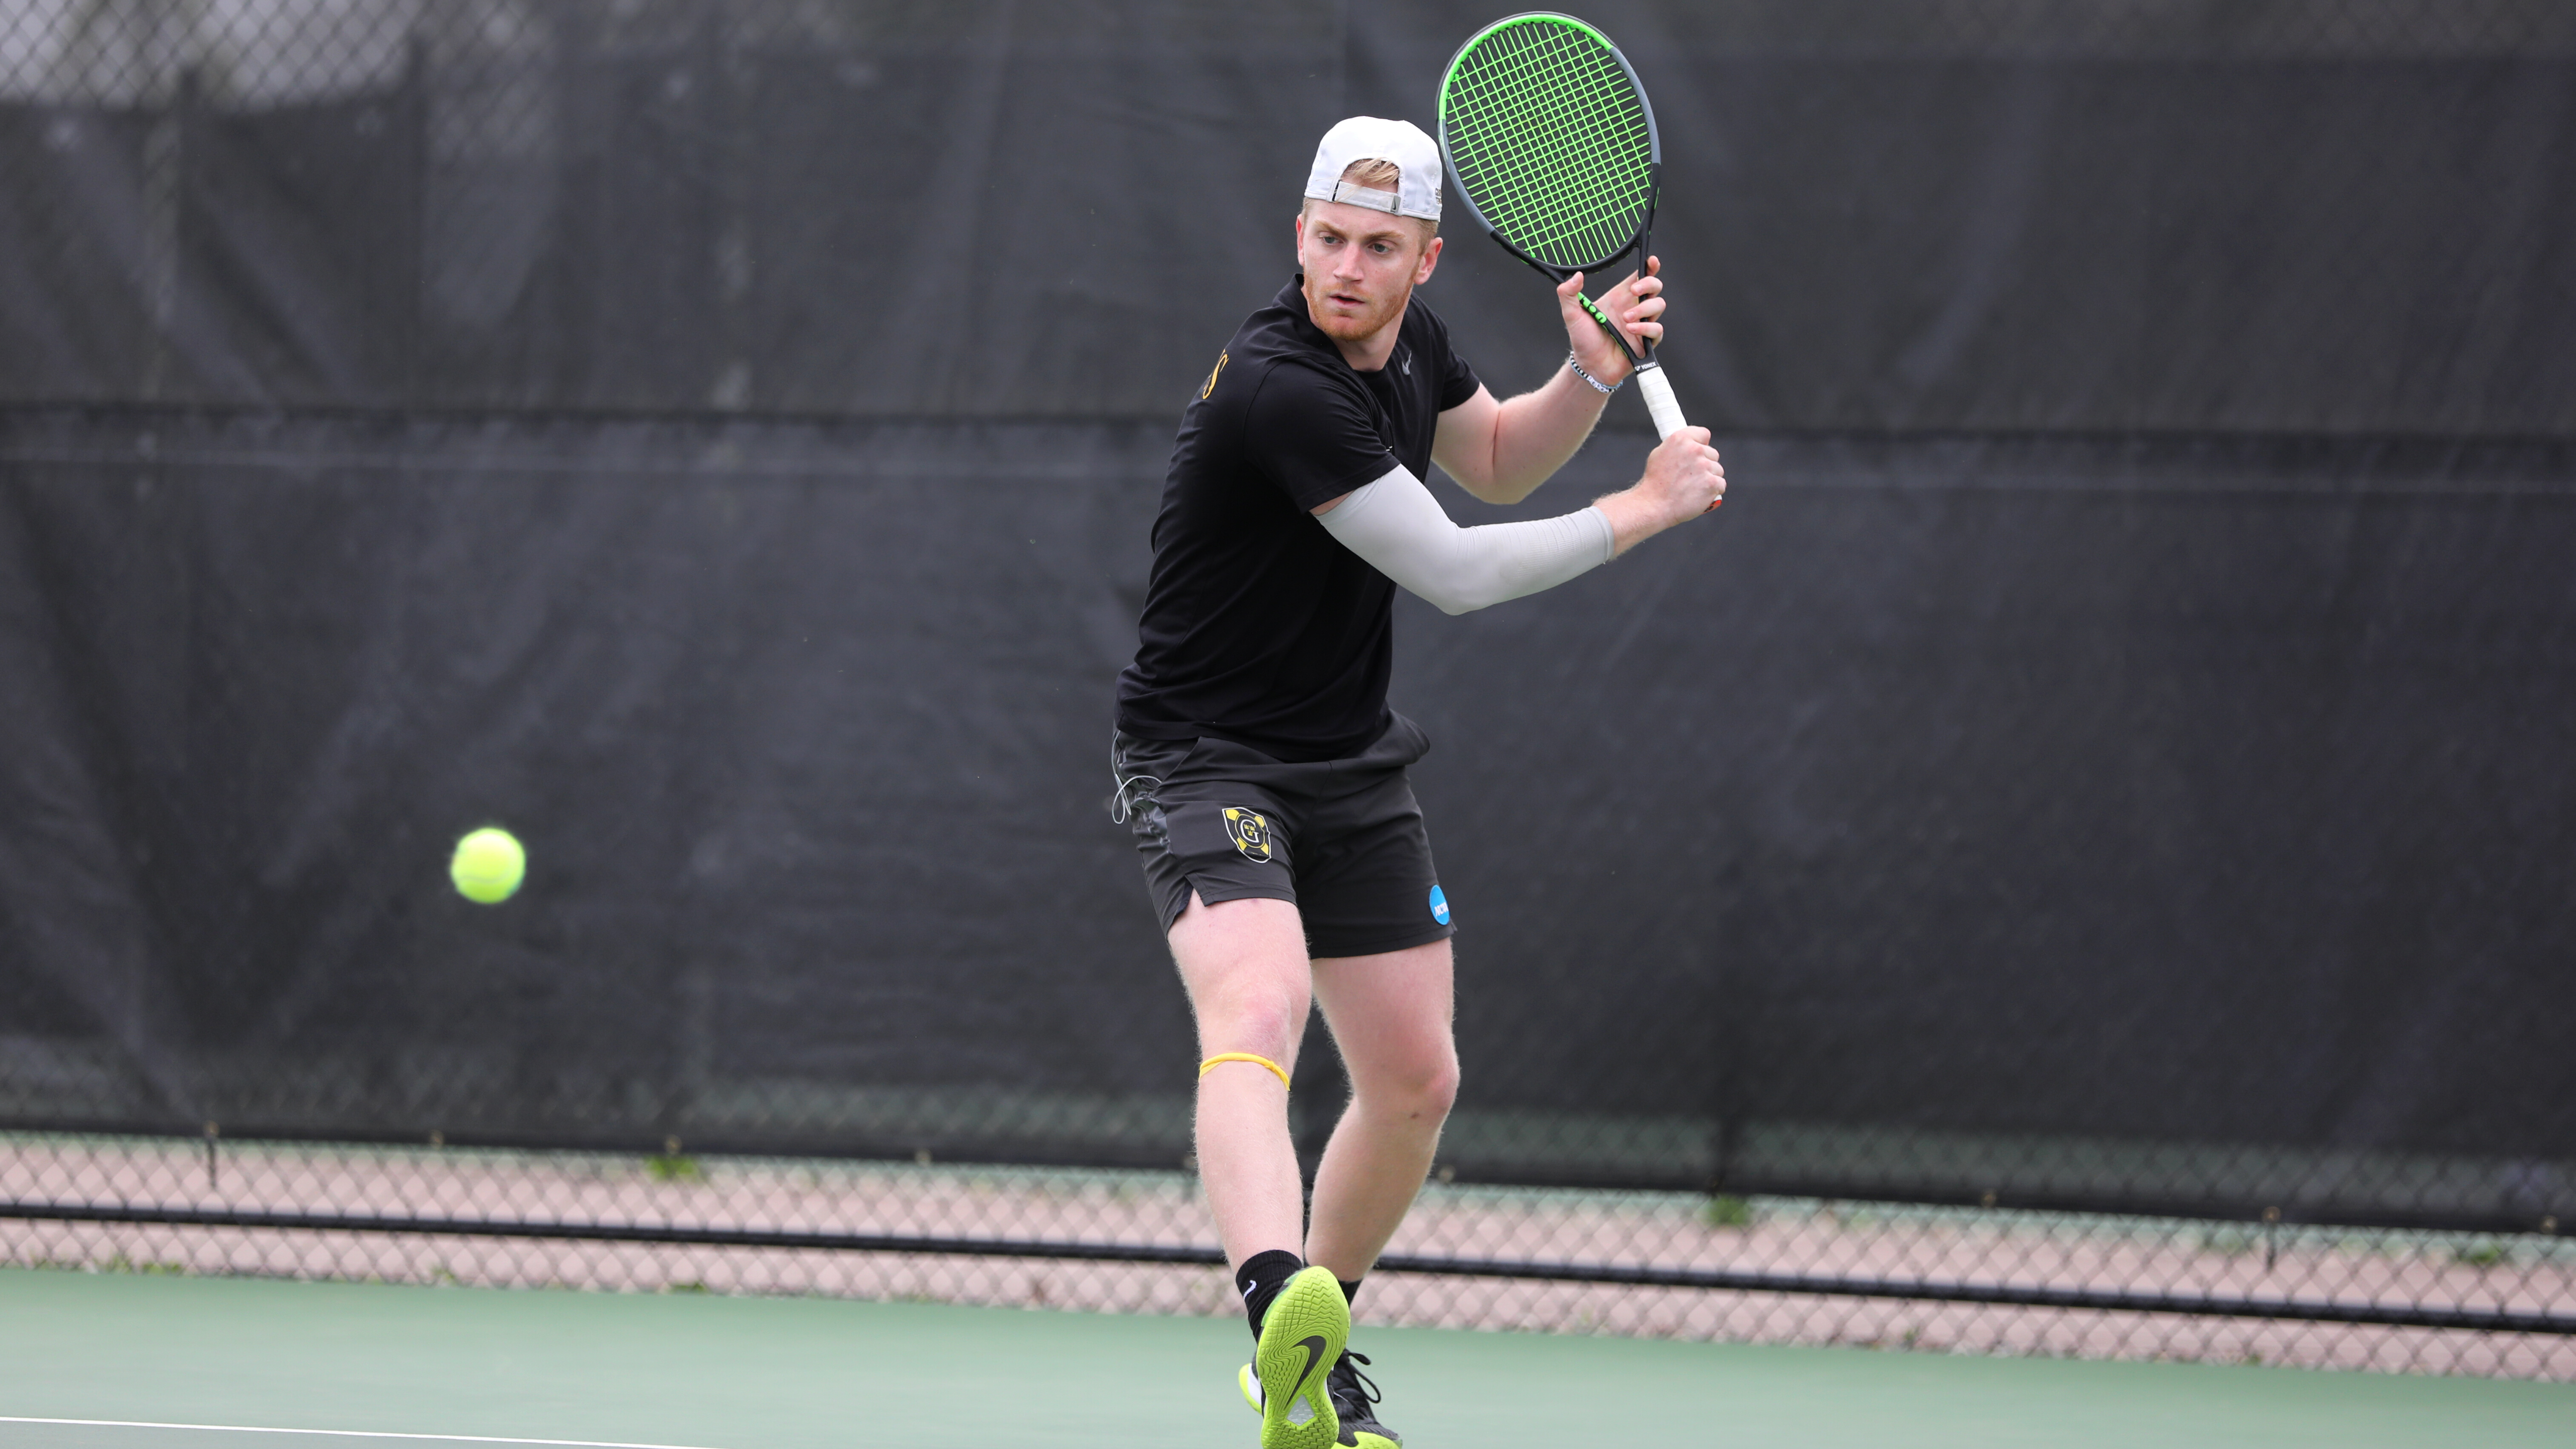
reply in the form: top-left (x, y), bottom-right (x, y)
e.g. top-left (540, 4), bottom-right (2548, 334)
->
top-left (1109, 715), bottom-right (1456, 959)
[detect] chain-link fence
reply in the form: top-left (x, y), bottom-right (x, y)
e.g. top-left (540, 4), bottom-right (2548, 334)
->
top-left (5, 0), bottom-right (2573, 1387)
top-left (7, 1132), bottom-right (2572, 1378)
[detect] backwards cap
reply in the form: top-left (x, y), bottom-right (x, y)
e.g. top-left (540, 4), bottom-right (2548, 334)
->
top-left (1304, 116), bottom-right (1441, 223)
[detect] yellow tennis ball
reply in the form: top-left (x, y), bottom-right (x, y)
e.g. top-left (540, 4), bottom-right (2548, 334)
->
top-left (449, 827), bottom-right (525, 905)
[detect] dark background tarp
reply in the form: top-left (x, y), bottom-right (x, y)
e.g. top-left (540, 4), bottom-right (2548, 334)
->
top-left (2, 1), bottom-right (2572, 1225)
top-left (7, 1), bottom-right (2573, 431)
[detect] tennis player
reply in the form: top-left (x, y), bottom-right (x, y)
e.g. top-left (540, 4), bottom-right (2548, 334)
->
top-left (1111, 116), bottom-right (1725, 1449)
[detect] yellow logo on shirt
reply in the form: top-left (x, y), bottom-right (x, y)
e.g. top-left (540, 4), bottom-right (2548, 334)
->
top-left (1200, 350), bottom-right (1230, 399)
top-left (1223, 806), bottom-right (1273, 863)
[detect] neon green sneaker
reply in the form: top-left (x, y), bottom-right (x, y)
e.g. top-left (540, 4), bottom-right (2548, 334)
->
top-left (1242, 1265), bottom-right (1349, 1449)
top-left (1240, 1348), bottom-right (1401, 1448)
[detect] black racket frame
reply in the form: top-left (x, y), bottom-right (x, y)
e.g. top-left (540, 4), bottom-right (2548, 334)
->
top-left (1437, 13), bottom-right (1666, 369)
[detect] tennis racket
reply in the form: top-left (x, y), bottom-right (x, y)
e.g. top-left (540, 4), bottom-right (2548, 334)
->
top-left (1437, 12), bottom-right (1686, 440)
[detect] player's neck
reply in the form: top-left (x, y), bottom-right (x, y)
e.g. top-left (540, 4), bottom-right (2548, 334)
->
top-left (1320, 306), bottom-right (1406, 373)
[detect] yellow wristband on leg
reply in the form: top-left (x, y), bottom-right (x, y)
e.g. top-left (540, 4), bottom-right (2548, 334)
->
top-left (1198, 1052), bottom-right (1291, 1092)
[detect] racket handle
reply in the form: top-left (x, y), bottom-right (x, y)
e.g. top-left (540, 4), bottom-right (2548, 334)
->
top-left (1634, 361), bottom-right (1687, 439)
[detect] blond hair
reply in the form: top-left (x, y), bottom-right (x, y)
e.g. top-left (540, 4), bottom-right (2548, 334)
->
top-left (1340, 157), bottom-right (1403, 191)
top-left (1302, 158), bottom-right (1439, 240)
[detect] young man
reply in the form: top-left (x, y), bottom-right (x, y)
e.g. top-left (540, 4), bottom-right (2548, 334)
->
top-left (1111, 117), bottom-right (1725, 1449)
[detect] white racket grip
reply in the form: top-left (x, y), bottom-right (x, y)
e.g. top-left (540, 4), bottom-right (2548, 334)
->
top-left (1634, 361), bottom-right (1687, 439)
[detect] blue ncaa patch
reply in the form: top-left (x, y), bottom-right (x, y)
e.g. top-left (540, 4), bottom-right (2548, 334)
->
top-left (1428, 884), bottom-right (1450, 925)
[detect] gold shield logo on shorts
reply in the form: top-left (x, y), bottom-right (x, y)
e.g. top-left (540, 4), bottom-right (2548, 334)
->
top-left (1223, 807), bottom-right (1273, 863)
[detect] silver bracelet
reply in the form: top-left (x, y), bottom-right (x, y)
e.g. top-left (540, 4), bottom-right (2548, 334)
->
top-left (1567, 351), bottom-right (1621, 394)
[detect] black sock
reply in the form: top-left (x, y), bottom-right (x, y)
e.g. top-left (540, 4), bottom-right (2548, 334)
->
top-left (1236, 1249), bottom-right (1305, 1338)
top-left (1338, 1276), bottom-right (1362, 1310)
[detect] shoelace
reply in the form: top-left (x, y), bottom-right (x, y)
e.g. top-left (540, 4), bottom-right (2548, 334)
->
top-left (1326, 1350), bottom-right (1383, 1417)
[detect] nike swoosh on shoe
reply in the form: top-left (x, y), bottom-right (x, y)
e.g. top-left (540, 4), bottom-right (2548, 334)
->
top-left (1286, 1334), bottom-right (1329, 1403)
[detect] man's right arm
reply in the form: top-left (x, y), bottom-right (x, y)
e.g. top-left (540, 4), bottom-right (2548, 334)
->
top-left (1588, 427), bottom-right (1728, 556)
top-left (1317, 426), bottom-right (1726, 560)
top-left (1313, 463), bottom-right (1612, 616)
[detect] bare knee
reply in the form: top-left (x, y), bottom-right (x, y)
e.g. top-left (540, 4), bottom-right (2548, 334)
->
top-left (1417, 1054), bottom-right (1461, 1121)
top-left (1196, 980), bottom-right (1309, 1061)
top-left (1360, 1050), bottom-right (1459, 1125)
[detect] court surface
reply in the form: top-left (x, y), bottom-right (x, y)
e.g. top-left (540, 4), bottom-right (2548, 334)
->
top-left (1, 1268), bottom-right (2567, 1448)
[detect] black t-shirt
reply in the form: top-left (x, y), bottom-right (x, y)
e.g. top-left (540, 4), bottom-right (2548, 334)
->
top-left (1115, 277), bottom-right (1482, 762)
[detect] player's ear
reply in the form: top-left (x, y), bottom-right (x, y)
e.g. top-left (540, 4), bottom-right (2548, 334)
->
top-left (1413, 233), bottom-right (1443, 285)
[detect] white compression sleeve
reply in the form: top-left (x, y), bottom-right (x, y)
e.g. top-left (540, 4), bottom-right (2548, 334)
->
top-left (1315, 463), bottom-right (1615, 616)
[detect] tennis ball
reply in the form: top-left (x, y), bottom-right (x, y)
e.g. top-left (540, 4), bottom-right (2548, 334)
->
top-left (449, 827), bottom-right (525, 905)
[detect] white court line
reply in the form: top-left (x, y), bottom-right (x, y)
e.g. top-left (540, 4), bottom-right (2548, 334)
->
top-left (0, 1420), bottom-right (731, 1449)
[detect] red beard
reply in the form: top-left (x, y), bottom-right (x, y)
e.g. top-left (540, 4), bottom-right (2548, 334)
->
top-left (1303, 272), bottom-right (1409, 345)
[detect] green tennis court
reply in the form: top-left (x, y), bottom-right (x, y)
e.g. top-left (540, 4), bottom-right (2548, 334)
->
top-left (2, 1269), bottom-right (2565, 1449)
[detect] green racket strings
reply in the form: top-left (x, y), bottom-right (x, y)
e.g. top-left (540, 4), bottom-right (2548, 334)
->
top-left (1441, 17), bottom-right (1652, 269)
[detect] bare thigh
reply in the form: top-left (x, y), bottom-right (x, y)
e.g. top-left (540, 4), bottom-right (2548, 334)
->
top-left (1169, 894), bottom-right (1315, 1065)
top-left (1312, 940), bottom-right (1457, 1100)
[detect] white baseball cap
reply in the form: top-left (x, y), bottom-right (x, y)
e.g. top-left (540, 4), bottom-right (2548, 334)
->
top-left (1304, 116), bottom-right (1442, 223)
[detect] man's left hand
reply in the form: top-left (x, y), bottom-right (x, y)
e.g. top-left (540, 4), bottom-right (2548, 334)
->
top-left (1556, 257), bottom-right (1665, 387)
